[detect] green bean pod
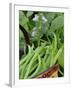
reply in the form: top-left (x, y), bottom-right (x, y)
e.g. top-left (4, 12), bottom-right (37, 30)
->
top-left (29, 55), bottom-right (41, 78)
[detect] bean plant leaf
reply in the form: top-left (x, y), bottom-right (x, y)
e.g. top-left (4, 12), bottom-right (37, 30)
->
top-left (19, 11), bottom-right (29, 31)
top-left (50, 15), bottom-right (64, 32)
top-left (27, 11), bottom-right (33, 17)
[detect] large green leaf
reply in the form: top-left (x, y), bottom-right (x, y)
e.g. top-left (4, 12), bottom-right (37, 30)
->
top-left (27, 11), bottom-right (33, 17)
top-left (19, 11), bottom-right (29, 31)
top-left (50, 15), bottom-right (64, 32)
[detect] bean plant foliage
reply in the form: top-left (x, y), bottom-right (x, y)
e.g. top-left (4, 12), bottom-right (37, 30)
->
top-left (19, 10), bottom-right (64, 79)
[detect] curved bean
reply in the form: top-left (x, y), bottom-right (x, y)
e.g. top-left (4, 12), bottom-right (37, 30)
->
top-left (19, 45), bottom-right (33, 66)
top-left (29, 55), bottom-right (41, 78)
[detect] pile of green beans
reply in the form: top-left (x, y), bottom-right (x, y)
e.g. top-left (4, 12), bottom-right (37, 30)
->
top-left (19, 34), bottom-right (64, 79)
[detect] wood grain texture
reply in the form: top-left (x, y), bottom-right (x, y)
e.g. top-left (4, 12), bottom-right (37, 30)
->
top-left (36, 64), bottom-right (59, 78)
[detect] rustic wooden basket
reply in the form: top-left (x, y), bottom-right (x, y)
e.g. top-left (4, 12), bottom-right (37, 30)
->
top-left (36, 64), bottom-right (59, 78)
